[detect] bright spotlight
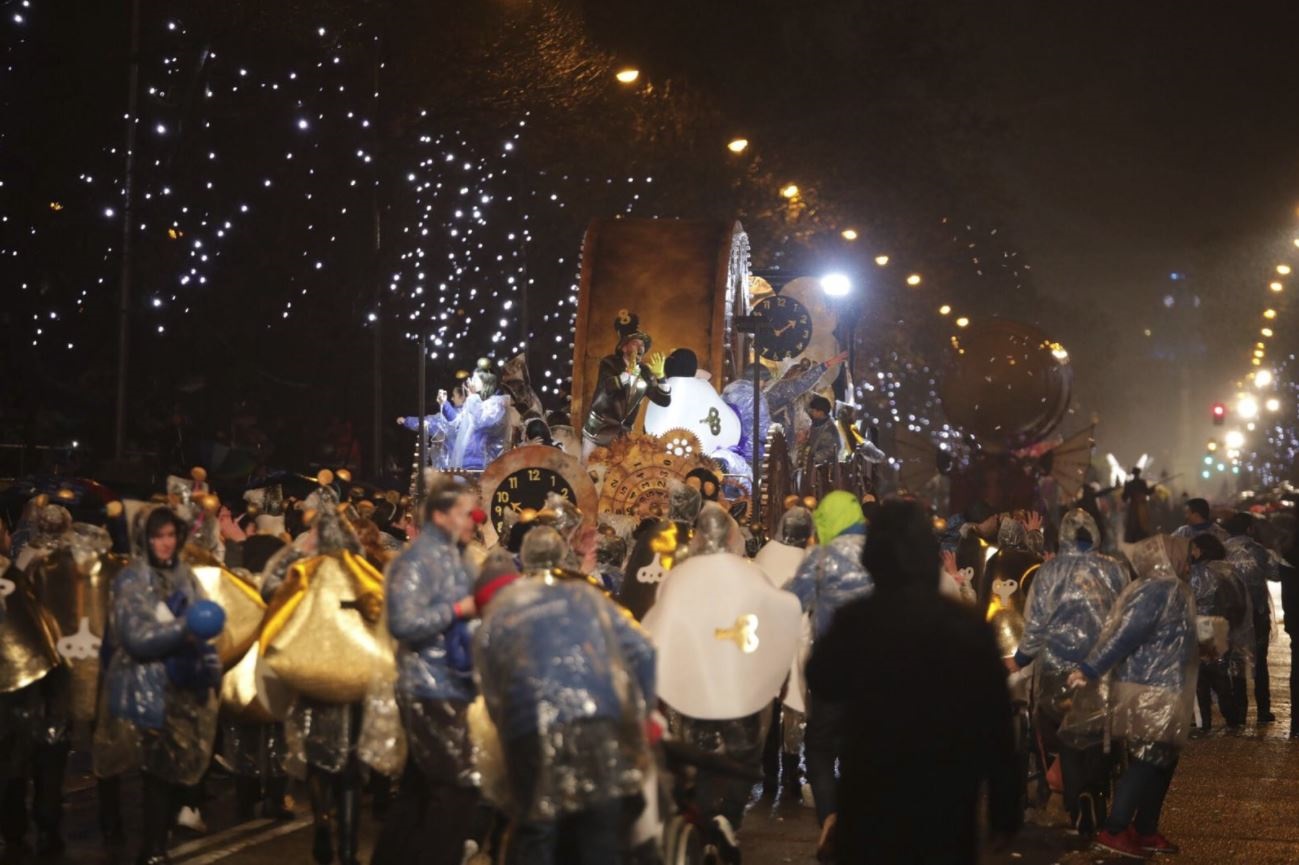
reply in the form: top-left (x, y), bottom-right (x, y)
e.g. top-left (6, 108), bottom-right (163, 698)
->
top-left (820, 273), bottom-right (852, 297)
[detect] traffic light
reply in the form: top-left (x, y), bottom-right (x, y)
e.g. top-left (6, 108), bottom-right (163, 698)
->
top-left (1212, 402), bottom-right (1226, 425)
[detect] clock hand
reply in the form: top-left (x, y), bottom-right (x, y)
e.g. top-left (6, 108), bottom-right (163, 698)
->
top-left (772, 321), bottom-right (796, 336)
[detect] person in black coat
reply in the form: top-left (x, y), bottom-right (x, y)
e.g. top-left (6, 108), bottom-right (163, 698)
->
top-left (805, 500), bottom-right (1021, 864)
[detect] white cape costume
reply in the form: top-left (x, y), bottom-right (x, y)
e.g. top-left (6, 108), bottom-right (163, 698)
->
top-left (643, 551), bottom-right (800, 720)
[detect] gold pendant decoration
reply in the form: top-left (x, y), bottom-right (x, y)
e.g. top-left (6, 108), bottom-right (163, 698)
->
top-left (260, 550), bottom-right (395, 705)
top-left (219, 639), bottom-right (279, 723)
top-left (0, 564), bottom-right (60, 694)
top-left (191, 564), bottom-right (267, 670)
top-left (714, 614), bottom-right (760, 654)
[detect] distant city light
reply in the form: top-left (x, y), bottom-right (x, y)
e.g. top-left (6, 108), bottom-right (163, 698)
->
top-left (727, 138), bottom-right (749, 154)
top-left (780, 183), bottom-right (800, 199)
top-left (840, 228), bottom-right (858, 241)
top-left (615, 68), bottom-right (640, 84)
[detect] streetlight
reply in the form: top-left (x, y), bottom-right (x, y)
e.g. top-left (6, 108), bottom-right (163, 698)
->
top-left (906, 273), bottom-right (922, 286)
top-left (1254, 369), bottom-right (1274, 388)
top-left (840, 228), bottom-right (859, 241)
top-left (1262, 327), bottom-right (1274, 337)
top-left (780, 183), bottom-right (800, 199)
top-left (1264, 308), bottom-right (1278, 319)
top-left (1225, 430), bottom-right (1246, 449)
top-left (615, 67), bottom-right (640, 84)
top-left (1278, 264), bottom-right (1292, 275)
top-left (1271, 281), bottom-right (1284, 292)
top-left (820, 273), bottom-right (852, 297)
top-left (1267, 397), bottom-right (1282, 412)
top-left (874, 254), bottom-right (890, 266)
top-left (955, 316), bottom-right (970, 328)
top-left (1237, 395), bottom-right (1259, 420)
top-left (938, 304), bottom-right (952, 315)
top-left (727, 137), bottom-right (749, 154)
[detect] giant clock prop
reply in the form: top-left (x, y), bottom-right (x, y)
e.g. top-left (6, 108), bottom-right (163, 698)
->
top-left (752, 294), bottom-right (813, 361)
top-left (479, 445), bottom-right (599, 547)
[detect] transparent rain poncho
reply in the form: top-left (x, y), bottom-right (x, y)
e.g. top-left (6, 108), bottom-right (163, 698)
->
top-left (1075, 535), bottom-right (1198, 764)
top-left (472, 575), bottom-right (655, 821)
top-left (1189, 559), bottom-right (1253, 664)
top-left (1225, 533), bottom-right (1277, 630)
top-left (685, 503), bottom-right (747, 558)
top-left (1018, 510), bottom-right (1125, 730)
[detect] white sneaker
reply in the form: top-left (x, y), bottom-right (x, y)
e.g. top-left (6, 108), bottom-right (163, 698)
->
top-left (176, 806), bottom-right (208, 833)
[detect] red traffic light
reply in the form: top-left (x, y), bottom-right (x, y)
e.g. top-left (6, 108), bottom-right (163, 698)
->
top-left (1211, 402), bottom-right (1226, 425)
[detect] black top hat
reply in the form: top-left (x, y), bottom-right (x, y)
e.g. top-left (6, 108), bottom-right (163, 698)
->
top-left (614, 309), bottom-right (652, 352)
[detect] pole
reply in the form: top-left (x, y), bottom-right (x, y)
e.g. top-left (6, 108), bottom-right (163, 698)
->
top-left (370, 30), bottom-right (384, 481)
top-left (113, 0), bottom-right (142, 460)
top-left (751, 353), bottom-right (763, 529)
top-left (416, 337), bottom-right (427, 497)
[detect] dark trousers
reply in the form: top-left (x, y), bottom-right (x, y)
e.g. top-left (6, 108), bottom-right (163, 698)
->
top-left (503, 730), bottom-right (629, 865)
top-left (1254, 614), bottom-right (1272, 718)
top-left (1059, 744), bottom-right (1110, 824)
top-left (805, 694), bottom-right (846, 825)
top-left (670, 710), bottom-right (767, 831)
top-left (509, 798), bottom-right (625, 865)
top-left (370, 699), bottom-right (480, 865)
top-left (1105, 756), bottom-right (1177, 836)
top-left (140, 771), bottom-right (196, 861)
top-left (0, 739), bottom-right (68, 844)
top-left (1197, 658), bottom-right (1247, 728)
top-left (1291, 630), bottom-right (1299, 733)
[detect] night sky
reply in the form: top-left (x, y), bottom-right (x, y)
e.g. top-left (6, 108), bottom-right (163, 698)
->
top-left (7, 1), bottom-right (1299, 492)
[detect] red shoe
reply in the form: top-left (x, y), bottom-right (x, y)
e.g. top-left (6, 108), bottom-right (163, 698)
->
top-left (1135, 831), bottom-right (1180, 855)
top-left (1093, 828), bottom-right (1151, 859)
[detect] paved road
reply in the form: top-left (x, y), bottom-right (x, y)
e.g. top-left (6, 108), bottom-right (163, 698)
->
top-left (6, 590), bottom-right (1294, 865)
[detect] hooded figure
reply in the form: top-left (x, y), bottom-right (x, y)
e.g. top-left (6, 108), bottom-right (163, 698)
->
top-left (641, 505), bottom-right (800, 860)
top-left (1223, 512), bottom-right (1279, 723)
top-left (1074, 534), bottom-right (1197, 857)
top-left (720, 363), bottom-right (774, 466)
top-left (1012, 509), bottom-right (1126, 835)
top-left (754, 506), bottom-right (815, 712)
top-left (473, 530), bottom-right (655, 861)
top-left (786, 492), bottom-right (873, 640)
top-left (1188, 534), bottom-right (1251, 731)
top-left (103, 505), bottom-right (222, 865)
top-left (617, 480), bottom-right (702, 620)
top-left (805, 501), bottom-right (1021, 864)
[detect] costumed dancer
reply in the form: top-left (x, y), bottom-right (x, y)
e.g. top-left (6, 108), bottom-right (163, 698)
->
top-left (1186, 533), bottom-right (1251, 731)
top-left (1067, 534), bottom-right (1197, 859)
top-left (765, 353), bottom-right (848, 453)
top-left (618, 481), bottom-right (703, 621)
top-left (259, 472), bottom-right (378, 865)
top-left (752, 504), bottom-right (815, 803)
top-left (581, 310), bottom-right (670, 462)
top-left (474, 527), bottom-right (656, 864)
top-left (370, 474), bottom-right (482, 865)
top-left (221, 486), bottom-right (293, 824)
top-left (643, 505), bottom-right (800, 863)
top-left (784, 492), bottom-right (873, 857)
top-left (0, 499), bottom-right (75, 856)
top-left (101, 505), bottom-right (225, 865)
top-left (1010, 509), bottom-right (1126, 837)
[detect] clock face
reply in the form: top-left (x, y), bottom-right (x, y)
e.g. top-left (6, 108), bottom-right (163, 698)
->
top-left (753, 295), bottom-right (813, 361)
top-left (479, 444), bottom-right (599, 546)
top-left (489, 467), bottom-right (576, 540)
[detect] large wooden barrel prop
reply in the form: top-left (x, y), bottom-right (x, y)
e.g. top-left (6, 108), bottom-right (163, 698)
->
top-left (939, 318), bottom-right (1072, 454)
top-left (572, 219), bottom-right (751, 429)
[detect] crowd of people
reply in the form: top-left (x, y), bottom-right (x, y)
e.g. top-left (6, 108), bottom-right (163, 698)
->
top-left (0, 462), bottom-right (1294, 865)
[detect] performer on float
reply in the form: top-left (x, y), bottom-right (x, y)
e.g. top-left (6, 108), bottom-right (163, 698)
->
top-left (474, 526), bottom-right (656, 862)
top-left (398, 358), bottom-right (512, 471)
top-left (371, 473), bottom-right (481, 865)
top-left (102, 505), bottom-right (224, 865)
top-left (721, 363), bottom-right (773, 467)
top-left (581, 310), bottom-right (670, 462)
top-left (643, 504), bottom-right (801, 863)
